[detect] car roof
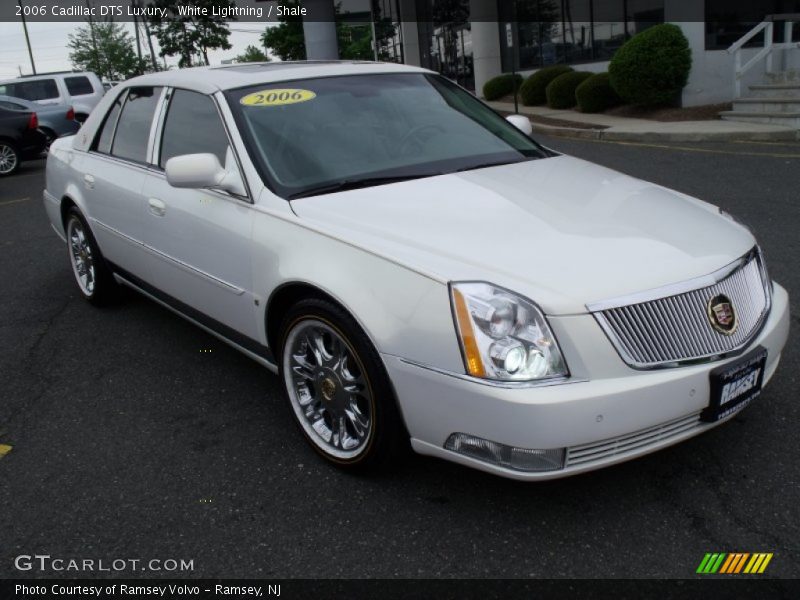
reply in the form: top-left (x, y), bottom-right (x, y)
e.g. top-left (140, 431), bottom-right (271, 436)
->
top-left (120, 61), bottom-right (434, 94)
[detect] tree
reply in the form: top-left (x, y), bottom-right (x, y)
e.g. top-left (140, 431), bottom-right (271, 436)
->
top-left (261, 1), bottom-right (306, 61)
top-left (146, 0), bottom-right (236, 67)
top-left (234, 45), bottom-right (271, 63)
top-left (68, 22), bottom-right (147, 81)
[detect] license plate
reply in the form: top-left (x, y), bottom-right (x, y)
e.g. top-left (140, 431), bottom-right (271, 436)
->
top-left (701, 347), bottom-right (767, 423)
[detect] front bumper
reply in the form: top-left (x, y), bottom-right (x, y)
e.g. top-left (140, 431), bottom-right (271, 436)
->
top-left (384, 283), bottom-right (790, 480)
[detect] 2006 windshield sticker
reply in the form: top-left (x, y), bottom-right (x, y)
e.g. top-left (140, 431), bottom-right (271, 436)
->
top-left (240, 89), bottom-right (316, 107)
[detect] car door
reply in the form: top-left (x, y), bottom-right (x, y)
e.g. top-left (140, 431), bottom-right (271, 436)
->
top-left (81, 86), bottom-right (164, 278)
top-left (140, 88), bottom-right (259, 342)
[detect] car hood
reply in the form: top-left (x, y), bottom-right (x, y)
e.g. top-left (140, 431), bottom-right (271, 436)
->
top-left (290, 155), bottom-right (755, 315)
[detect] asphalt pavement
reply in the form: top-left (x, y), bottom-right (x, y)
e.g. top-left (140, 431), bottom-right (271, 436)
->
top-left (0, 138), bottom-right (798, 579)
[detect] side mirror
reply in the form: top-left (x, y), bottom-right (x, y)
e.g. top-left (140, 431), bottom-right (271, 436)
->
top-left (506, 114), bottom-right (533, 136)
top-left (165, 147), bottom-right (246, 196)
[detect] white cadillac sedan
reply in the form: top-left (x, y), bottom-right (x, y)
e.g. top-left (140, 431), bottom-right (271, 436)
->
top-left (43, 62), bottom-right (789, 480)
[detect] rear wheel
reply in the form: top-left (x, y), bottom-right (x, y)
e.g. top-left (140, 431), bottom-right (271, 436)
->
top-left (0, 141), bottom-right (19, 176)
top-left (40, 128), bottom-right (56, 152)
top-left (65, 207), bottom-right (118, 305)
top-left (278, 298), bottom-right (407, 471)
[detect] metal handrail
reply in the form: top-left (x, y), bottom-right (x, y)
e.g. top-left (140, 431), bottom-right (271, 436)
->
top-left (727, 15), bottom-right (800, 98)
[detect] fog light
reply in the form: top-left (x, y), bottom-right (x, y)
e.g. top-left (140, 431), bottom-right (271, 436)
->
top-left (444, 433), bottom-right (565, 472)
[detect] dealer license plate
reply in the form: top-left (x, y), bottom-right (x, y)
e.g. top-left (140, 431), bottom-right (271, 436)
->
top-left (701, 347), bottom-right (768, 423)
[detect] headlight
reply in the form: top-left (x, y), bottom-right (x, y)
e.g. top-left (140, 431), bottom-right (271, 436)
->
top-left (450, 282), bottom-right (568, 381)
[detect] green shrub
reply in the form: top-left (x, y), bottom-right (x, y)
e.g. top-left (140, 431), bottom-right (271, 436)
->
top-left (519, 65), bottom-right (573, 106)
top-left (546, 71), bottom-right (592, 109)
top-left (575, 72), bottom-right (623, 113)
top-left (482, 73), bottom-right (523, 101)
top-left (608, 23), bottom-right (692, 106)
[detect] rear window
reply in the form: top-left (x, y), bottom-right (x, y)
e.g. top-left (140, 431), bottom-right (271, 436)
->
top-left (0, 100), bottom-right (27, 111)
top-left (94, 94), bottom-right (124, 155)
top-left (0, 79), bottom-right (59, 101)
top-left (64, 76), bottom-right (94, 96)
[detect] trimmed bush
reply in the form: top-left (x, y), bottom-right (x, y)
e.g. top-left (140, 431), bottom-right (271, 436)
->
top-left (575, 72), bottom-right (622, 113)
top-left (519, 65), bottom-right (573, 106)
top-left (482, 73), bottom-right (523, 101)
top-left (546, 71), bottom-right (592, 109)
top-left (609, 23), bottom-right (692, 106)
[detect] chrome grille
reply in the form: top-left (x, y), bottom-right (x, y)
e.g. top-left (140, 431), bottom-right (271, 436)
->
top-left (590, 249), bottom-right (770, 368)
top-left (566, 412), bottom-right (702, 467)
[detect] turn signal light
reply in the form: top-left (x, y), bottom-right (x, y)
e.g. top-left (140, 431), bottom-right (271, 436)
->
top-left (452, 288), bottom-right (486, 377)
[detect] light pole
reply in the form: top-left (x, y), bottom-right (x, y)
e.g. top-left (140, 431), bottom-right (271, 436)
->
top-left (17, 0), bottom-right (37, 75)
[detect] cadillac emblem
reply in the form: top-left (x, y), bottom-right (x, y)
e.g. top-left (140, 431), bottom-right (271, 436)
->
top-left (707, 294), bottom-right (737, 335)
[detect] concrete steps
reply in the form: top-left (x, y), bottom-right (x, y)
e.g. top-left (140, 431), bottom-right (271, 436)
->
top-left (719, 72), bottom-right (800, 129)
top-left (719, 111), bottom-right (800, 128)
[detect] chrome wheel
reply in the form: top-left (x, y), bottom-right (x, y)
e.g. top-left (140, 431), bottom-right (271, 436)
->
top-left (283, 319), bottom-right (373, 460)
top-left (0, 144), bottom-right (18, 175)
top-left (67, 217), bottom-right (96, 296)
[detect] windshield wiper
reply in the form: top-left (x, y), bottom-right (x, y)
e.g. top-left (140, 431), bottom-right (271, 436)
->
top-left (453, 158), bottom-right (530, 173)
top-left (289, 173), bottom-right (438, 199)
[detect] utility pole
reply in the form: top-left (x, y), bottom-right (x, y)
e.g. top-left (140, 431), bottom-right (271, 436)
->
top-left (17, 0), bottom-right (37, 74)
top-left (370, 0), bottom-right (378, 61)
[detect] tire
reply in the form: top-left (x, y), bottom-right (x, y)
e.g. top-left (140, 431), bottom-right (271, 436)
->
top-left (40, 128), bottom-right (56, 152)
top-left (278, 298), bottom-right (407, 472)
top-left (64, 207), bottom-right (118, 305)
top-left (0, 141), bottom-right (20, 176)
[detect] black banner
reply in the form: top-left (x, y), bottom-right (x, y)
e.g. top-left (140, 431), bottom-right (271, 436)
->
top-left (2, 579), bottom-right (800, 600)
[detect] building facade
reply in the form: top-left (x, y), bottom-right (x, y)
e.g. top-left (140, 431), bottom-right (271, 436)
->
top-left (304, 0), bottom-right (800, 106)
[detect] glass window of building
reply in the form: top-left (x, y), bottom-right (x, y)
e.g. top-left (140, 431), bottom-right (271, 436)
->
top-left (705, 0), bottom-right (800, 50)
top-left (499, 0), bottom-right (664, 72)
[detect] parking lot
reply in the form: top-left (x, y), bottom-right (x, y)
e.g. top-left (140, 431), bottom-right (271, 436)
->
top-left (1, 136), bottom-right (798, 579)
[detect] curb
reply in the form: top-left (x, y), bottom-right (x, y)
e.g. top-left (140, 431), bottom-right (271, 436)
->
top-left (529, 122), bottom-right (800, 143)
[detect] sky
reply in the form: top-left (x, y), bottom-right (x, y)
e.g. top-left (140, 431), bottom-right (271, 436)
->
top-left (0, 21), bottom-right (273, 79)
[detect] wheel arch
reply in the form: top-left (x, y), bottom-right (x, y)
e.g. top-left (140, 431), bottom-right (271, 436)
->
top-left (60, 195), bottom-right (78, 228)
top-left (266, 281), bottom-right (380, 359)
top-left (266, 279), bottom-right (412, 442)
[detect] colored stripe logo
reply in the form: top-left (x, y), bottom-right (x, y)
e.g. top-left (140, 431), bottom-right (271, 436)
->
top-left (697, 553), bottom-right (773, 574)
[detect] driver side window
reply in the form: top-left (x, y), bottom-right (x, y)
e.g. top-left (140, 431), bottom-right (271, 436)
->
top-left (159, 89), bottom-right (229, 169)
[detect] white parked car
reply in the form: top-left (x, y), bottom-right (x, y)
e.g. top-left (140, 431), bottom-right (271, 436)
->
top-left (43, 63), bottom-right (789, 480)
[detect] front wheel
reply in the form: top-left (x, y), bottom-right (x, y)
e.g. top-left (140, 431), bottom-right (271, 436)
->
top-left (65, 207), bottom-right (117, 305)
top-left (278, 298), bottom-right (407, 471)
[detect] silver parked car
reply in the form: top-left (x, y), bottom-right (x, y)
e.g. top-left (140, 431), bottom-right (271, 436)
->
top-left (0, 72), bottom-right (104, 123)
top-left (0, 95), bottom-right (80, 147)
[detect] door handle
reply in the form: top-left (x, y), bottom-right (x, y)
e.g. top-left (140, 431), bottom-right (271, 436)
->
top-left (83, 174), bottom-right (95, 189)
top-left (148, 198), bottom-right (166, 217)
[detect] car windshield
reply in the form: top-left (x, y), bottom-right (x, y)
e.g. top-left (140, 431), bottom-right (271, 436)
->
top-left (226, 73), bottom-right (550, 199)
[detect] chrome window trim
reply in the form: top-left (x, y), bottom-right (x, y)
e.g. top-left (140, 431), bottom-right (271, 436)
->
top-left (145, 86), bottom-right (169, 165)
